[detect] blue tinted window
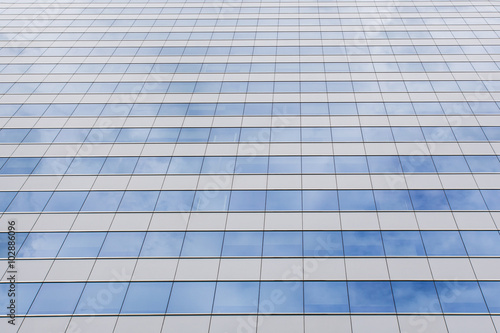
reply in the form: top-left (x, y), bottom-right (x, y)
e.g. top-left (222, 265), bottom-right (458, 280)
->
top-left (99, 232), bottom-right (145, 257)
top-left (335, 156), bottom-right (368, 173)
top-left (338, 190), bottom-right (376, 210)
top-left (271, 128), bottom-right (300, 142)
top-left (382, 231), bottom-right (425, 256)
top-left (302, 156), bottom-right (334, 173)
top-left (400, 156), bottom-right (436, 173)
top-left (10, 283), bottom-right (40, 315)
top-left (433, 156), bottom-right (469, 172)
top-left (23, 129), bottom-right (59, 143)
top-left (66, 157), bottom-right (105, 174)
top-left (178, 128), bottom-right (210, 142)
top-left (140, 232), bottom-right (184, 257)
top-left (461, 231), bottom-right (500, 256)
top-left (0, 157), bottom-right (40, 174)
top-left (0, 128), bottom-right (30, 143)
top-left (147, 128), bottom-right (180, 142)
top-left (452, 127), bottom-right (487, 141)
top-left (29, 283), bottom-right (84, 315)
top-left (44, 191), bottom-right (87, 212)
top-left (481, 190), bottom-right (500, 210)
top-left (409, 190), bottom-right (449, 210)
top-left (181, 232), bottom-right (224, 257)
top-left (479, 282), bottom-right (500, 313)
top-left (268, 156), bottom-right (301, 173)
top-left (240, 127), bottom-right (271, 142)
top-left (303, 231), bottom-right (342, 256)
top-left (213, 282), bottom-right (259, 313)
top-left (134, 157), bottom-right (170, 174)
top-left (222, 231), bottom-right (262, 257)
top-left (192, 190), bottom-right (230, 211)
top-left (331, 127), bottom-right (363, 141)
top-left (362, 127), bottom-right (393, 142)
top-left (263, 231), bottom-right (302, 256)
top-left (367, 156), bottom-right (402, 173)
top-left (235, 156), bottom-right (268, 173)
top-left (259, 282), bottom-right (303, 313)
top-left (348, 282), bottom-right (395, 313)
top-left (156, 191), bottom-right (194, 211)
top-left (168, 157), bottom-right (203, 174)
top-left (304, 281), bottom-right (349, 313)
top-left (302, 127), bottom-right (331, 142)
top-left (18, 232), bottom-right (66, 258)
top-left (303, 190), bottom-right (338, 211)
top-left (392, 282), bottom-right (440, 313)
top-left (167, 282), bottom-right (215, 313)
top-left (421, 127), bottom-right (456, 141)
top-left (374, 190), bottom-right (412, 210)
top-left (121, 282), bottom-right (172, 314)
top-left (0, 192), bottom-right (16, 211)
top-left (58, 232), bottom-right (106, 257)
top-left (466, 156), bottom-right (500, 172)
top-left (54, 128), bottom-right (90, 143)
top-left (209, 128), bottom-right (240, 142)
top-left (392, 127), bottom-right (425, 141)
top-left (101, 157), bottom-right (138, 174)
top-left (75, 282), bottom-right (128, 314)
top-left (343, 231), bottom-right (384, 256)
top-left (445, 190), bottom-right (487, 210)
top-left (118, 191), bottom-right (159, 211)
top-left (229, 190), bottom-right (266, 211)
top-left (421, 231), bottom-right (466, 256)
top-left (81, 191), bottom-right (124, 211)
top-left (116, 128), bottom-right (150, 142)
top-left (32, 157), bottom-right (72, 174)
top-left (483, 127), bottom-right (500, 140)
top-left (7, 191), bottom-right (52, 212)
top-left (201, 156), bottom-right (236, 173)
top-left (436, 281), bottom-right (487, 313)
top-left (266, 190), bottom-right (302, 211)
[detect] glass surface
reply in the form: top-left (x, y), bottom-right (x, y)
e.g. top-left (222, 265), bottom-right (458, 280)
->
top-left (479, 282), bottom-right (500, 313)
top-left (156, 191), bottom-right (195, 211)
top-left (181, 232), bottom-right (224, 257)
top-left (263, 231), bottom-right (302, 256)
top-left (121, 282), bottom-right (172, 314)
top-left (229, 190), bottom-right (266, 211)
top-left (222, 231), bottom-right (263, 256)
top-left (409, 190), bottom-right (449, 210)
top-left (266, 190), bottom-right (301, 211)
top-left (213, 282), bottom-right (259, 313)
top-left (99, 232), bottom-right (145, 257)
top-left (374, 190), bottom-right (412, 210)
top-left (259, 282), bottom-right (303, 313)
top-left (445, 190), bottom-right (487, 210)
top-left (18, 232), bottom-right (66, 257)
top-left (118, 191), bottom-right (159, 211)
top-left (392, 281), bottom-right (441, 313)
top-left (338, 190), bottom-right (376, 210)
top-left (304, 231), bottom-right (343, 256)
top-left (421, 231), bottom-right (467, 256)
top-left (436, 281), bottom-right (488, 313)
top-left (81, 191), bottom-right (124, 211)
top-left (343, 231), bottom-right (384, 256)
top-left (75, 282), bottom-right (128, 314)
top-left (192, 190), bottom-right (230, 211)
top-left (304, 281), bottom-right (349, 313)
top-left (302, 190), bottom-right (338, 211)
top-left (7, 192), bottom-right (52, 212)
top-left (58, 232), bottom-right (106, 257)
top-left (382, 231), bottom-right (426, 256)
top-left (140, 232), bottom-right (184, 257)
top-left (348, 282), bottom-right (395, 313)
top-left (461, 231), bottom-right (500, 256)
top-left (44, 191), bottom-right (87, 212)
top-left (29, 283), bottom-right (85, 315)
top-left (167, 282), bottom-right (216, 313)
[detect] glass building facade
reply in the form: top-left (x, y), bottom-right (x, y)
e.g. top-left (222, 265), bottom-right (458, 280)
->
top-left (1, 0), bottom-right (500, 332)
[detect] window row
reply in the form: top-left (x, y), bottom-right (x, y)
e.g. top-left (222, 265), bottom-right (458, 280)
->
top-left (3, 30), bottom-right (500, 42)
top-left (1, 126), bottom-right (499, 145)
top-left (2, 5), bottom-right (497, 15)
top-left (3, 61), bottom-right (499, 75)
top-left (1, 189), bottom-right (499, 213)
top-left (1, 155), bottom-right (499, 176)
top-left (3, 230), bottom-right (500, 259)
top-left (1, 281), bottom-right (498, 315)
top-left (2, 80), bottom-right (499, 95)
top-left (2, 101), bottom-right (498, 118)
top-left (2, 45), bottom-right (500, 57)
top-left (2, 16), bottom-right (499, 28)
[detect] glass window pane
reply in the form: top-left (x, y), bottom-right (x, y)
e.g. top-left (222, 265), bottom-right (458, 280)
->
top-left (466, 156), bottom-right (500, 172)
top-left (66, 157), bottom-right (105, 174)
top-left (343, 231), bottom-right (384, 256)
top-left (263, 231), bottom-right (302, 256)
top-left (81, 191), bottom-right (124, 211)
top-left (433, 156), bottom-right (469, 172)
top-left (0, 192), bottom-right (16, 211)
top-left (409, 190), bottom-right (449, 210)
top-left (304, 281), bottom-right (349, 313)
top-left (44, 191), bottom-right (87, 212)
top-left (400, 156), bottom-right (436, 173)
top-left (367, 156), bottom-right (402, 173)
top-left (134, 157), bottom-right (170, 174)
top-left (167, 282), bottom-right (216, 313)
top-left (121, 282), bottom-right (172, 314)
top-left (445, 190), bottom-right (487, 210)
top-left (18, 232), bottom-right (66, 257)
top-left (259, 282), bottom-right (303, 313)
top-left (75, 282), bottom-right (128, 314)
top-left (303, 190), bottom-right (338, 211)
top-left (392, 281), bottom-right (440, 313)
top-left (481, 190), bottom-right (500, 210)
top-left (99, 232), bottom-right (145, 257)
top-left (213, 282), bottom-right (259, 313)
top-left (0, 157), bottom-right (40, 174)
top-left (201, 156), bottom-right (236, 173)
top-left (168, 157), bottom-right (203, 174)
top-left (421, 231), bottom-right (467, 256)
top-left (118, 191), bottom-right (159, 211)
top-left (229, 191), bottom-right (266, 211)
top-left (156, 191), bottom-right (195, 211)
top-left (7, 191), bottom-right (52, 212)
top-left (335, 156), bottom-right (368, 173)
top-left (181, 232), bottom-right (224, 257)
top-left (32, 157), bottom-right (72, 174)
top-left (348, 282), bottom-right (395, 313)
top-left (192, 190), bottom-right (230, 211)
top-left (268, 156), bottom-right (301, 173)
top-left (382, 231), bottom-right (426, 256)
top-left (338, 190), bottom-right (376, 210)
top-left (266, 190), bottom-right (302, 211)
top-left (29, 283), bottom-right (85, 315)
top-left (374, 190), bottom-right (412, 210)
top-left (436, 281), bottom-right (487, 313)
top-left (461, 231), bottom-right (500, 256)
top-left (302, 156), bottom-right (334, 173)
top-left (235, 156), bottom-right (268, 174)
top-left (303, 231), bottom-right (343, 256)
top-left (479, 282), bottom-right (500, 313)
top-left (140, 232), bottom-right (184, 257)
top-left (58, 232), bottom-right (106, 257)
top-left (101, 157), bottom-right (138, 174)
top-left (222, 231), bottom-right (263, 256)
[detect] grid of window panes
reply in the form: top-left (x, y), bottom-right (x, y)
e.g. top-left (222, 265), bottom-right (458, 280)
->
top-left (1, 0), bottom-right (500, 332)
